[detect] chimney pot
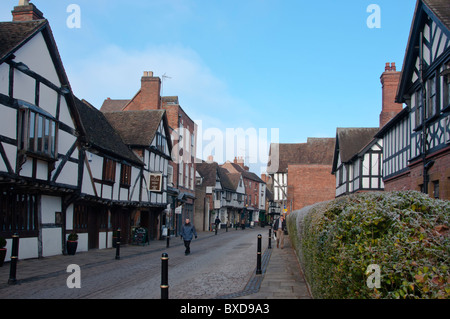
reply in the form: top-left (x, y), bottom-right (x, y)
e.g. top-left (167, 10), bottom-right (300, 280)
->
top-left (12, 1), bottom-right (44, 21)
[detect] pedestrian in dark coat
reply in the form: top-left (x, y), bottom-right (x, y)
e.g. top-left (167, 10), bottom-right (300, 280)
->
top-left (214, 217), bottom-right (221, 230)
top-left (180, 218), bottom-right (197, 255)
top-left (273, 215), bottom-right (286, 249)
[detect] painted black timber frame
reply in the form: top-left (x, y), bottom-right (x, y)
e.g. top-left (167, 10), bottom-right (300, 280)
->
top-left (391, 0), bottom-right (450, 192)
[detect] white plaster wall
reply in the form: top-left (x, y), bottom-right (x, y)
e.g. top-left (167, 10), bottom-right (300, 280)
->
top-left (41, 195), bottom-right (61, 224)
top-left (39, 83), bottom-right (58, 117)
top-left (57, 130), bottom-right (76, 155)
top-left (35, 159), bottom-right (48, 180)
top-left (59, 97), bottom-right (74, 129)
top-left (20, 159), bottom-right (33, 177)
top-left (0, 63), bottom-right (9, 95)
top-left (42, 228), bottom-right (62, 257)
top-left (13, 32), bottom-right (61, 87)
top-left (0, 143), bottom-right (16, 173)
top-left (55, 161), bottom-right (78, 186)
top-left (4, 237), bottom-right (39, 262)
top-left (13, 70), bottom-right (35, 104)
top-left (66, 204), bottom-right (74, 230)
top-left (99, 232), bottom-right (107, 250)
top-left (0, 106), bottom-right (17, 138)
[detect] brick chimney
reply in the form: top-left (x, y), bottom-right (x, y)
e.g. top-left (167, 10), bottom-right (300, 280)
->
top-left (12, 0), bottom-right (44, 21)
top-left (380, 62), bottom-right (403, 128)
top-left (140, 71), bottom-right (161, 110)
top-left (233, 156), bottom-right (245, 169)
top-left (123, 71), bottom-right (161, 111)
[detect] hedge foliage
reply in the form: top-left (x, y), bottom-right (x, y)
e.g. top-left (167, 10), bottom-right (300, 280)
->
top-left (287, 191), bottom-right (449, 299)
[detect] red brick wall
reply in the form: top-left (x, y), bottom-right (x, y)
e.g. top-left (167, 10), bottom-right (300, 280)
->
top-left (287, 164), bottom-right (335, 211)
top-left (384, 171), bottom-right (412, 192)
top-left (243, 178), bottom-right (259, 209)
top-left (124, 76), bottom-right (161, 111)
top-left (164, 105), bottom-right (196, 196)
top-left (12, 5), bottom-right (44, 21)
top-left (384, 146), bottom-right (450, 200)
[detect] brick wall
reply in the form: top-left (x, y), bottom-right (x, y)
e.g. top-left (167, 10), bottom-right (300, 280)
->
top-left (384, 146), bottom-right (450, 200)
top-left (123, 73), bottom-right (161, 111)
top-left (12, 4), bottom-right (44, 21)
top-left (287, 164), bottom-right (335, 211)
top-left (380, 63), bottom-right (403, 128)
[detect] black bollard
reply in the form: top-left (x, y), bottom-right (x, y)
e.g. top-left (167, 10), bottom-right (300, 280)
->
top-left (115, 228), bottom-right (121, 260)
top-left (268, 228), bottom-right (272, 249)
top-left (256, 234), bottom-right (262, 275)
top-left (8, 233), bottom-right (19, 285)
top-left (161, 253), bottom-right (169, 299)
top-left (166, 228), bottom-right (170, 248)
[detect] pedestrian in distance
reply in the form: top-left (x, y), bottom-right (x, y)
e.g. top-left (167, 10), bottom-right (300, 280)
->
top-left (273, 215), bottom-right (286, 249)
top-left (180, 218), bottom-right (197, 255)
top-left (214, 216), bottom-right (221, 230)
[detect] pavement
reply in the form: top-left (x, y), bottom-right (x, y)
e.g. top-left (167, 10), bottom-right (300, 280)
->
top-left (0, 230), bottom-right (312, 299)
top-left (226, 234), bottom-right (312, 299)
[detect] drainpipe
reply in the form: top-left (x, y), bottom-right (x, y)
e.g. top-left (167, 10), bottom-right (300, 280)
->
top-left (419, 32), bottom-right (429, 195)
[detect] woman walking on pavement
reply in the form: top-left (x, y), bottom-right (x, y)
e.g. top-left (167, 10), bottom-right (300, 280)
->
top-left (181, 218), bottom-right (197, 255)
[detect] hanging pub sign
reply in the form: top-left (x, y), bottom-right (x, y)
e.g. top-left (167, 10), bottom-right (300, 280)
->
top-left (148, 173), bottom-right (163, 192)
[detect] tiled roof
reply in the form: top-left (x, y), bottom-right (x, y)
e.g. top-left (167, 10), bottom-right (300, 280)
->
top-left (423, 0), bottom-right (450, 30)
top-left (335, 128), bottom-right (379, 163)
top-left (73, 97), bottom-right (143, 165)
top-left (103, 110), bottom-right (166, 147)
top-left (196, 162), bottom-right (219, 187)
top-left (0, 20), bottom-right (46, 61)
top-left (267, 138), bottom-right (335, 174)
top-left (100, 99), bottom-right (129, 112)
top-left (217, 167), bottom-right (236, 191)
top-left (225, 172), bottom-right (243, 192)
top-left (221, 162), bottom-right (265, 183)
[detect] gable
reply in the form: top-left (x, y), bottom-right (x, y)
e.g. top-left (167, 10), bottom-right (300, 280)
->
top-left (397, 0), bottom-right (450, 102)
top-left (13, 31), bottom-right (61, 86)
top-left (332, 128), bottom-right (379, 166)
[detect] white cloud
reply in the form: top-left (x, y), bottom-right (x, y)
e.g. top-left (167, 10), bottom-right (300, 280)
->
top-left (65, 43), bottom-right (273, 171)
top-left (66, 43), bottom-right (253, 119)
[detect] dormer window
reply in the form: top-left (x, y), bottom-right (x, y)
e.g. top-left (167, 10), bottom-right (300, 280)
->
top-left (18, 101), bottom-right (57, 160)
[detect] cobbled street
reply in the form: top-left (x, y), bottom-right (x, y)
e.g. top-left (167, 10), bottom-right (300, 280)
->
top-left (0, 228), bottom-right (269, 299)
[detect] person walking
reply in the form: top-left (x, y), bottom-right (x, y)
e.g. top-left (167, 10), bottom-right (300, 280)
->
top-left (273, 215), bottom-right (286, 249)
top-left (214, 216), bottom-right (221, 231)
top-left (180, 218), bottom-right (197, 255)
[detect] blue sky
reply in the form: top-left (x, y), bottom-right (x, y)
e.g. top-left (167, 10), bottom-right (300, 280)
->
top-left (1, 0), bottom-right (417, 174)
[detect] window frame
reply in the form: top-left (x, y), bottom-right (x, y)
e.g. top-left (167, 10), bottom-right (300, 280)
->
top-left (18, 107), bottom-right (58, 161)
top-left (120, 163), bottom-right (132, 188)
top-left (102, 157), bottom-right (117, 184)
top-left (0, 191), bottom-right (39, 238)
top-left (415, 89), bottom-right (423, 129)
top-left (426, 76), bottom-right (436, 119)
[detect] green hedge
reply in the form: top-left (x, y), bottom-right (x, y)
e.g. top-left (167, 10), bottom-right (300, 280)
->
top-left (287, 191), bottom-right (449, 299)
